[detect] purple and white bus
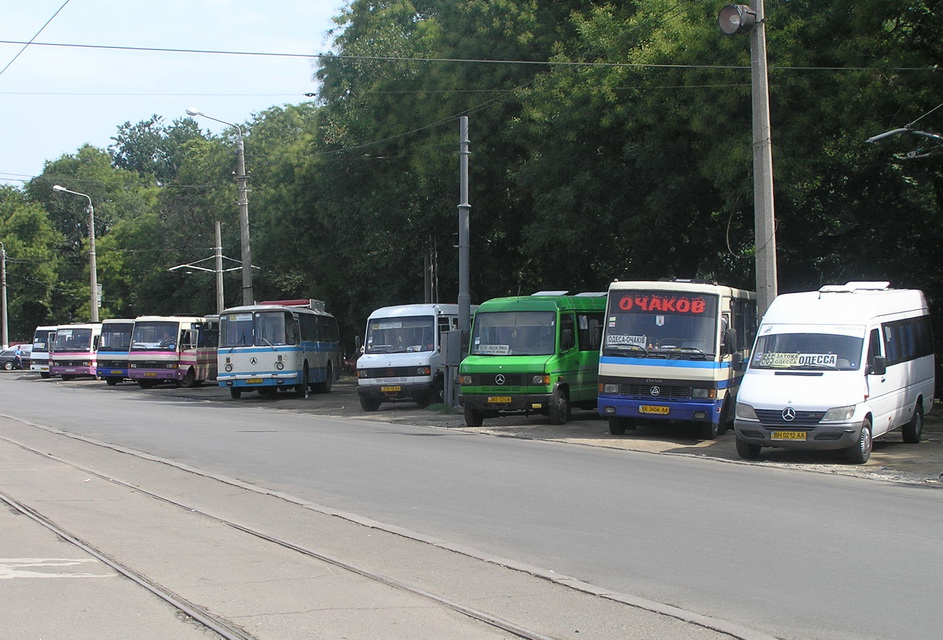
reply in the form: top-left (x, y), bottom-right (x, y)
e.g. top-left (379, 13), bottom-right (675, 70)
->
top-left (128, 315), bottom-right (218, 388)
top-left (49, 323), bottom-right (102, 380)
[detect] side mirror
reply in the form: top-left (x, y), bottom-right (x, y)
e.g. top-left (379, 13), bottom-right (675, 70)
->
top-left (868, 355), bottom-right (887, 376)
top-left (722, 328), bottom-right (738, 356)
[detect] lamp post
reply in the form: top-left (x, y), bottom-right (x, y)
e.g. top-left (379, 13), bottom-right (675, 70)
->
top-left (719, 2), bottom-right (778, 316)
top-left (52, 185), bottom-right (98, 322)
top-left (186, 108), bottom-right (254, 305)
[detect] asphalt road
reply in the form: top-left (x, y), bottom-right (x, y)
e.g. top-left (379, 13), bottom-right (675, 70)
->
top-left (3, 373), bottom-right (943, 640)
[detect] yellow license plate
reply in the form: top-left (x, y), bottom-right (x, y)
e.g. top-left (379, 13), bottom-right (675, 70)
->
top-left (488, 396), bottom-right (512, 403)
top-left (247, 378), bottom-right (263, 384)
top-left (144, 372), bottom-right (158, 377)
top-left (639, 405), bottom-right (670, 415)
top-left (381, 385), bottom-right (401, 392)
top-left (771, 431), bottom-right (807, 441)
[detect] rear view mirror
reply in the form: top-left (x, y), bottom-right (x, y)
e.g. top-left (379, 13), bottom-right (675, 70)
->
top-left (868, 355), bottom-right (887, 376)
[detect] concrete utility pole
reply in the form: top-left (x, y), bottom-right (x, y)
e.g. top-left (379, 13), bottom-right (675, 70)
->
top-left (719, 1), bottom-right (778, 316)
top-left (457, 116), bottom-right (471, 343)
top-left (1, 242), bottom-right (8, 349)
top-left (187, 109), bottom-right (254, 305)
top-left (52, 185), bottom-right (99, 322)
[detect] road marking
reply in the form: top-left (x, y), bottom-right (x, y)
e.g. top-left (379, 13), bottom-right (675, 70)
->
top-left (0, 558), bottom-right (116, 579)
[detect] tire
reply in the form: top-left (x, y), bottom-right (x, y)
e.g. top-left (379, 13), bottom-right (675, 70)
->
top-left (736, 438), bottom-right (762, 460)
top-left (700, 421), bottom-right (720, 440)
top-left (608, 417), bottom-right (627, 435)
top-left (360, 395), bottom-right (381, 411)
top-left (464, 405), bottom-right (484, 427)
top-left (61, 374), bottom-right (74, 381)
top-left (41, 372), bottom-right (51, 379)
top-left (230, 388), bottom-right (242, 399)
top-left (3, 361), bottom-right (12, 370)
top-left (320, 363), bottom-right (333, 393)
top-left (295, 367), bottom-right (310, 398)
top-left (137, 380), bottom-right (157, 389)
top-left (178, 368), bottom-right (196, 388)
top-left (415, 394), bottom-right (432, 409)
top-left (846, 418), bottom-right (872, 464)
top-left (901, 404), bottom-right (923, 444)
top-left (548, 388), bottom-right (570, 425)
top-left (105, 377), bottom-right (119, 386)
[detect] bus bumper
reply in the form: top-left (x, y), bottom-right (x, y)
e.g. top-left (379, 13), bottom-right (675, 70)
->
top-left (358, 378), bottom-right (435, 403)
top-left (598, 395), bottom-right (723, 424)
top-left (459, 393), bottom-right (552, 414)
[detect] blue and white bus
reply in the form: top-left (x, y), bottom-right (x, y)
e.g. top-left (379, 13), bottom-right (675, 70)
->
top-left (597, 280), bottom-right (756, 439)
top-left (96, 318), bottom-right (135, 385)
top-left (217, 299), bottom-right (342, 399)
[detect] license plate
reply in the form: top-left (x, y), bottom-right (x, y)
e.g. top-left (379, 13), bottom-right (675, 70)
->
top-left (771, 430), bottom-right (807, 441)
top-left (247, 378), bottom-right (263, 384)
top-left (381, 385), bottom-right (401, 393)
top-left (109, 370), bottom-right (122, 375)
top-left (639, 405), bottom-right (670, 415)
top-left (144, 372), bottom-right (157, 377)
top-left (488, 396), bottom-right (512, 403)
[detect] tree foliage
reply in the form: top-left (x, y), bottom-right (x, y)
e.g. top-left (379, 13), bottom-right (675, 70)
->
top-left (0, 0), bottom-right (939, 356)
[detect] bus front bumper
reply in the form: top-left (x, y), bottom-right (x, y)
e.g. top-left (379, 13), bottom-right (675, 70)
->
top-left (734, 419), bottom-right (863, 451)
top-left (459, 393), bottom-right (552, 413)
top-left (598, 395), bottom-right (723, 424)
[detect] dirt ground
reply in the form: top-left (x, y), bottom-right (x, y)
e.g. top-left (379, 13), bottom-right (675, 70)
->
top-left (19, 373), bottom-right (943, 486)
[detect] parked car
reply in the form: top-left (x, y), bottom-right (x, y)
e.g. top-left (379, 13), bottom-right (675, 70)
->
top-left (1, 345), bottom-right (31, 370)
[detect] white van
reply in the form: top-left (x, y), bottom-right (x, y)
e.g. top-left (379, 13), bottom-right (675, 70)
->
top-left (734, 282), bottom-right (934, 464)
top-left (357, 303), bottom-right (467, 411)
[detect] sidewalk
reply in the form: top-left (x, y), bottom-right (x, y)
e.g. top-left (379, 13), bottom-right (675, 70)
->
top-left (0, 417), bottom-right (747, 640)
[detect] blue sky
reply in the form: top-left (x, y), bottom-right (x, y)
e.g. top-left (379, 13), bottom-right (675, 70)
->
top-left (0, 0), bottom-right (344, 186)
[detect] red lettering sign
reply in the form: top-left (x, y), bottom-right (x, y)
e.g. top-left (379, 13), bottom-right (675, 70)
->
top-left (617, 294), bottom-right (707, 314)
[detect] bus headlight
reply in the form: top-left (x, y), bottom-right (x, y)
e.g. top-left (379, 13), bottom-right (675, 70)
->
top-left (823, 405), bottom-right (855, 421)
top-left (357, 370), bottom-right (368, 378)
top-left (692, 388), bottom-right (709, 399)
top-left (275, 361), bottom-right (284, 370)
top-left (461, 375), bottom-right (472, 385)
top-left (735, 402), bottom-right (758, 420)
top-left (418, 366), bottom-right (431, 375)
top-left (602, 383), bottom-right (619, 394)
top-left (225, 363), bottom-right (233, 372)
top-left (532, 374), bottom-right (550, 385)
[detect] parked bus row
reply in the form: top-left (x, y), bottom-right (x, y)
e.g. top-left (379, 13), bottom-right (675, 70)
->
top-left (29, 299), bottom-right (343, 398)
top-left (355, 280), bottom-right (934, 464)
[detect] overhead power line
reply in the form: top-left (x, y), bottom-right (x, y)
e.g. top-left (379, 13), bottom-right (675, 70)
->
top-left (0, 0), bottom-right (71, 78)
top-left (0, 39), bottom-right (938, 73)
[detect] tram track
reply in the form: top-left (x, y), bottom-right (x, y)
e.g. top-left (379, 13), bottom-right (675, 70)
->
top-left (0, 429), bottom-right (561, 640)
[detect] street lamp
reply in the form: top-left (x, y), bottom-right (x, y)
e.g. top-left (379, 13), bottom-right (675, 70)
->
top-left (718, 2), bottom-right (778, 316)
top-left (186, 108), bottom-right (254, 305)
top-left (52, 185), bottom-right (99, 322)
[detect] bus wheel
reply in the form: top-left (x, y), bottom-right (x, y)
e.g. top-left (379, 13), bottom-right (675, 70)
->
top-left (736, 438), bottom-right (762, 460)
top-left (105, 377), bottom-right (119, 386)
top-left (178, 368), bottom-right (197, 388)
top-left (608, 417), bottom-right (634, 435)
top-left (41, 372), bottom-right (51, 379)
top-left (360, 396), bottom-right (381, 412)
top-left (315, 363), bottom-right (333, 394)
top-left (295, 367), bottom-right (310, 398)
top-left (902, 404), bottom-right (923, 444)
top-left (700, 421), bottom-right (720, 440)
top-left (846, 419), bottom-right (872, 464)
top-left (464, 406), bottom-right (484, 427)
top-left (230, 388), bottom-right (242, 399)
top-left (548, 388), bottom-right (570, 425)
top-left (61, 374), bottom-right (74, 381)
top-left (137, 380), bottom-right (157, 389)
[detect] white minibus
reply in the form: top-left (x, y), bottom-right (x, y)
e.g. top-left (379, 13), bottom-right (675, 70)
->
top-left (734, 282), bottom-right (934, 464)
top-left (357, 303), bottom-right (465, 410)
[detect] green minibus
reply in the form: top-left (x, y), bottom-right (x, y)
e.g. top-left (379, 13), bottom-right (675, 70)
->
top-left (459, 292), bottom-right (606, 426)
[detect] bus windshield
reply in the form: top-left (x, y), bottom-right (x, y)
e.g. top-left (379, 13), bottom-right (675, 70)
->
top-left (603, 290), bottom-right (718, 358)
top-left (131, 321), bottom-right (180, 351)
top-left (751, 332), bottom-right (863, 371)
top-left (99, 323), bottom-right (133, 352)
top-left (365, 315), bottom-right (435, 354)
top-left (219, 311), bottom-right (295, 348)
top-left (32, 329), bottom-right (52, 353)
top-left (470, 311), bottom-right (556, 356)
top-left (53, 328), bottom-right (94, 352)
